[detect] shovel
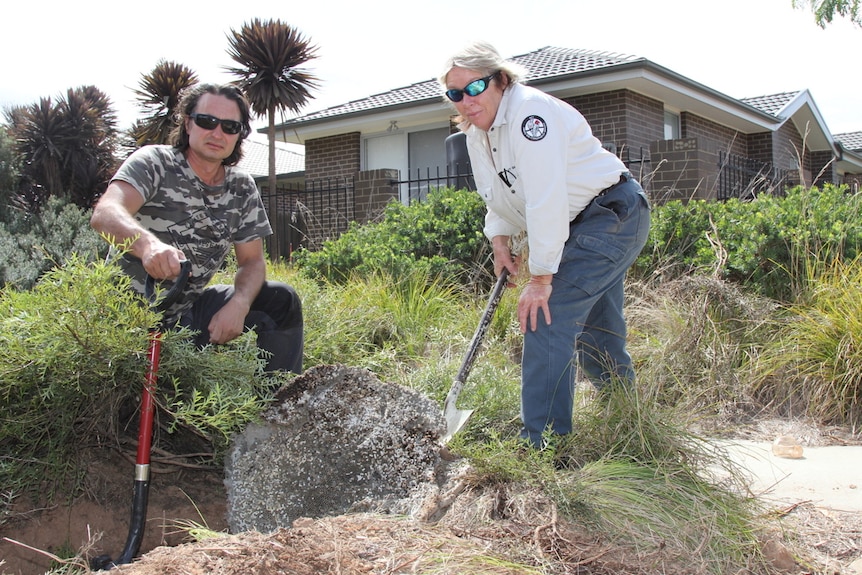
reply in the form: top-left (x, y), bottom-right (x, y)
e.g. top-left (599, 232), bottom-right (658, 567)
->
top-left (441, 268), bottom-right (509, 443)
top-left (91, 260), bottom-right (191, 570)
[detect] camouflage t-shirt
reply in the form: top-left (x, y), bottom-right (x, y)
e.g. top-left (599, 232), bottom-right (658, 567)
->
top-left (112, 145), bottom-right (272, 321)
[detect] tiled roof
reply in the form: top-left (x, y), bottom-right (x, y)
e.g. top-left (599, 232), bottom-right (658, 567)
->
top-left (516, 46), bottom-right (641, 77)
top-left (836, 131), bottom-right (862, 152)
top-left (238, 138), bottom-right (304, 178)
top-left (284, 46), bottom-right (642, 125)
top-left (740, 92), bottom-right (801, 116)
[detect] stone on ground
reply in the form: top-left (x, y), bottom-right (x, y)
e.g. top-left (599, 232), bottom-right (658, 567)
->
top-left (224, 364), bottom-right (445, 533)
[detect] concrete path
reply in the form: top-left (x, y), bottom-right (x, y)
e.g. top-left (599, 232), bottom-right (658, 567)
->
top-left (721, 439), bottom-right (861, 513)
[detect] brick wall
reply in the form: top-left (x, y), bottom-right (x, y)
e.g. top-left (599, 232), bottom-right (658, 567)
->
top-left (649, 138), bottom-right (716, 201)
top-left (682, 113), bottom-right (747, 157)
top-left (810, 150), bottom-right (836, 187)
top-left (747, 132), bottom-right (773, 165)
top-left (570, 90), bottom-right (664, 164)
top-left (304, 132), bottom-right (361, 180)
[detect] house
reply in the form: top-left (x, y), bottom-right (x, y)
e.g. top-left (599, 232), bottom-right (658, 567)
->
top-left (266, 45), bottom-right (862, 248)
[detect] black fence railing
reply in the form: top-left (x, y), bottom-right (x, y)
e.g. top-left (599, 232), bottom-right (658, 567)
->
top-left (390, 164), bottom-right (475, 203)
top-left (390, 146), bottom-right (651, 203)
top-left (618, 145), bottom-right (652, 183)
top-left (260, 175), bottom-right (354, 257)
top-left (259, 148), bottom-right (802, 259)
top-left (717, 151), bottom-right (797, 200)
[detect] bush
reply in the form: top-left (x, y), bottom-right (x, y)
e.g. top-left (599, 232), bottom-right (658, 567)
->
top-left (636, 184), bottom-right (862, 301)
top-left (293, 186), bottom-right (488, 286)
top-left (752, 256), bottom-right (862, 427)
top-left (0, 196), bottom-right (105, 289)
top-left (0, 258), bottom-right (268, 500)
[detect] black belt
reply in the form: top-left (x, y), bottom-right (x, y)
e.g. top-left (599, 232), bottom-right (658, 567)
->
top-left (571, 172), bottom-right (632, 225)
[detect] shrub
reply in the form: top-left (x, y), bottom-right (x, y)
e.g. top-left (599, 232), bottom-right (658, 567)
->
top-left (293, 186), bottom-right (488, 286)
top-left (752, 256), bottom-right (862, 427)
top-left (0, 258), bottom-right (267, 499)
top-left (635, 184), bottom-right (862, 301)
top-left (0, 196), bottom-right (105, 289)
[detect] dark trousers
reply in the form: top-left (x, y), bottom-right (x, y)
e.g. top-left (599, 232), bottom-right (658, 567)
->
top-left (178, 281), bottom-right (304, 374)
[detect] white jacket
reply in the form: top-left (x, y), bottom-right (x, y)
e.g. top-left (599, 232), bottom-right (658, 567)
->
top-left (463, 83), bottom-right (626, 275)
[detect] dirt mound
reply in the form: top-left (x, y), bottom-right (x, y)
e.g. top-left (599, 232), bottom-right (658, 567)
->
top-left (3, 366), bottom-right (862, 575)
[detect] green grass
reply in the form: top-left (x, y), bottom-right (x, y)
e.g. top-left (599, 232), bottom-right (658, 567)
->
top-left (753, 256), bottom-right (862, 426)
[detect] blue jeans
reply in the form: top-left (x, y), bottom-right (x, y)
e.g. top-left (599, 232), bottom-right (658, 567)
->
top-left (520, 177), bottom-right (650, 446)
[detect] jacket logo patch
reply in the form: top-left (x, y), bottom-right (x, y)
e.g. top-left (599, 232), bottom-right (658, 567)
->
top-left (521, 115), bottom-right (547, 141)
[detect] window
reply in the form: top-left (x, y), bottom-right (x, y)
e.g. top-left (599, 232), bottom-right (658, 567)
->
top-left (363, 126), bottom-right (450, 203)
top-left (664, 111), bottom-right (680, 140)
top-left (407, 127), bottom-right (449, 202)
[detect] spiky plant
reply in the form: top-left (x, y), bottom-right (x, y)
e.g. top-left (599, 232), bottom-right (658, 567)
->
top-left (5, 86), bottom-right (118, 210)
top-left (753, 255), bottom-right (862, 426)
top-left (130, 59), bottom-right (199, 146)
top-left (224, 18), bottom-right (319, 260)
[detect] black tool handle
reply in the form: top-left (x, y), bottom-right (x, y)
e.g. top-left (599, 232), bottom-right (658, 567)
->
top-left (454, 268), bottom-right (509, 384)
top-left (144, 260), bottom-right (192, 312)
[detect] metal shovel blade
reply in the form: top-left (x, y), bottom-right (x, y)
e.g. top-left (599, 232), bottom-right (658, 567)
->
top-left (441, 270), bottom-right (509, 443)
top-left (442, 380), bottom-right (473, 443)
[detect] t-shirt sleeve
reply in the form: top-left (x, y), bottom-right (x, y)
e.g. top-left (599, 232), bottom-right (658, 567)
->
top-left (232, 172), bottom-right (273, 242)
top-left (111, 146), bottom-right (166, 202)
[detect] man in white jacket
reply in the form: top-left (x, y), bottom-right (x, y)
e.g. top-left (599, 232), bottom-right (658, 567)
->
top-left (439, 42), bottom-right (651, 448)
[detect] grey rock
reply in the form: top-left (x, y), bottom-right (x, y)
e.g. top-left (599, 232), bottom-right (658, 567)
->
top-left (224, 364), bottom-right (446, 533)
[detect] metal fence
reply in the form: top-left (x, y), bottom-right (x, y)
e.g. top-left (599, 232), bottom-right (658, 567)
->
top-left (260, 175), bottom-right (354, 257)
top-left (259, 149), bottom-right (800, 258)
top-left (389, 163), bottom-right (475, 204)
top-left (717, 151), bottom-right (797, 200)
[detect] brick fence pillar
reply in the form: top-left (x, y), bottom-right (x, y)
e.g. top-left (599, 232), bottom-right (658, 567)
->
top-left (650, 138), bottom-right (716, 202)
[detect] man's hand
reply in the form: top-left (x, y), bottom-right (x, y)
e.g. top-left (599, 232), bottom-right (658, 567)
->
top-left (208, 298), bottom-right (248, 344)
top-left (91, 180), bottom-right (185, 279)
top-left (141, 243), bottom-right (187, 280)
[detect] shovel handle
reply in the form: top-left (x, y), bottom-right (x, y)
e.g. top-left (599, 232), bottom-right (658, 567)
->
top-left (454, 268), bottom-right (509, 385)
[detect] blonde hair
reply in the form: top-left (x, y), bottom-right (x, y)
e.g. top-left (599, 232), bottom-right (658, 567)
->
top-left (438, 41), bottom-right (528, 89)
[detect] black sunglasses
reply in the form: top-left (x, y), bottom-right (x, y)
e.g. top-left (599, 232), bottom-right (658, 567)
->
top-left (445, 73), bottom-right (498, 102)
top-left (190, 113), bottom-right (243, 135)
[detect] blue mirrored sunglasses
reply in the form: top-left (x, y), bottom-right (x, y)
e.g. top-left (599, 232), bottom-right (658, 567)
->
top-left (445, 73), bottom-right (498, 102)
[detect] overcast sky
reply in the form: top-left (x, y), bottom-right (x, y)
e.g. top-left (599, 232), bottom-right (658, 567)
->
top-left (2, 0), bottom-right (860, 138)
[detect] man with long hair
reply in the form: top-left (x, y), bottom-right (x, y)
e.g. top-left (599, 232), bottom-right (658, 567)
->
top-left (91, 83), bottom-right (303, 376)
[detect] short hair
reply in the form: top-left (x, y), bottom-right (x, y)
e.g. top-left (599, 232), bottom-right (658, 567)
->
top-left (438, 41), bottom-right (528, 90)
top-left (170, 83), bottom-right (252, 167)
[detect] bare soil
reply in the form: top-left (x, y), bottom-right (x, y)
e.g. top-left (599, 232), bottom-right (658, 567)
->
top-left (1, 449), bottom-right (228, 575)
top-left (2, 420), bottom-right (861, 575)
